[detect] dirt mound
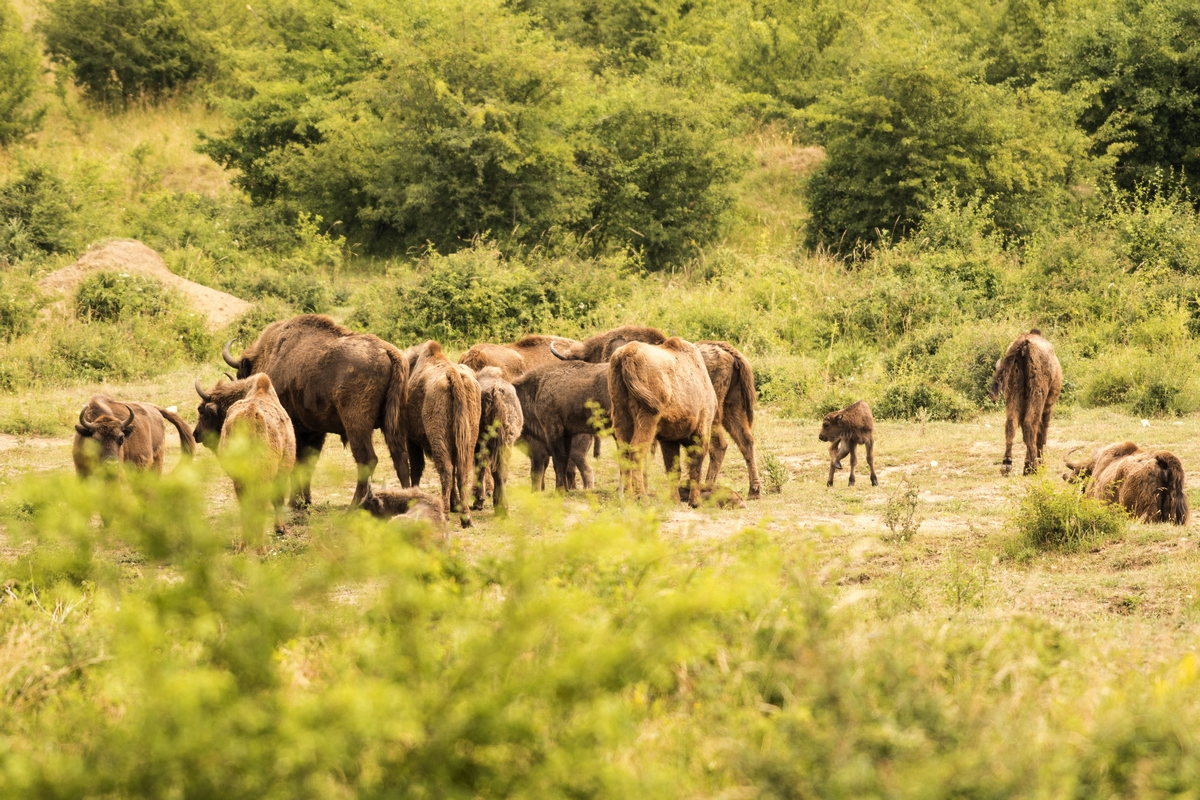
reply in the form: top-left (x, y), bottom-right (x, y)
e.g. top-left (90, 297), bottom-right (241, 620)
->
top-left (38, 239), bottom-right (252, 329)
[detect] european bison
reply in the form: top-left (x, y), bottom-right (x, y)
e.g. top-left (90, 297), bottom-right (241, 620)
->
top-left (550, 325), bottom-right (667, 362)
top-left (473, 366), bottom-right (523, 514)
top-left (195, 373), bottom-right (296, 536)
top-left (223, 314), bottom-right (409, 507)
top-left (608, 338), bottom-right (716, 507)
top-left (819, 400), bottom-right (878, 488)
top-left (73, 395), bottom-right (196, 477)
top-left (360, 486), bottom-right (446, 529)
top-left (989, 329), bottom-right (1062, 475)
top-left (695, 341), bottom-right (761, 498)
top-left (1064, 441), bottom-right (1189, 524)
top-left (404, 341), bottom-right (481, 528)
top-left (514, 361), bottom-right (611, 491)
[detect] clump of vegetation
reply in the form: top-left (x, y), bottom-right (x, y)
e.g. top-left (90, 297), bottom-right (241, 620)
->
top-left (1012, 478), bottom-right (1128, 553)
top-left (75, 272), bottom-right (173, 322)
top-left (762, 451), bottom-right (789, 494)
top-left (882, 475), bottom-right (921, 542)
top-left (0, 0), bottom-right (43, 144)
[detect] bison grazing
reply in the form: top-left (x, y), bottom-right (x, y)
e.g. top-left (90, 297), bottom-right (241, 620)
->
top-left (819, 400), bottom-right (878, 488)
top-left (1064, 441), bottom-right (1189, 524)
top-left (550, 325), bottom-right (666, 363)
top-left (989, 329), bottom-right (1062, 475)
top-left (514, 361), bottom-right (612, 491)
top-left (473, 366), bottom-right (523, 514)
top-left (404, 341), bottom-right (481, 528)
top-left (608, 338), bottom-right (716, 507)
top-left (195, 373), bottom-right (296, 536)
top-left (360, 486), bottom-right (446, 529)
top-left (223, 314), bottom-right (409, 507)
top-left (74, 395), bottom-right (196, 477)
top-left (695, 341), bottom-right (761, 498)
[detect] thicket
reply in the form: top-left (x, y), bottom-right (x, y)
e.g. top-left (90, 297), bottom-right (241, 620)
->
top-left (0, 0), bottom-right (42, 144)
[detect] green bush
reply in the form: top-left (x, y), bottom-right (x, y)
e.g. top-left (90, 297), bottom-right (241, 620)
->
top-left (0, 0), bottom-right (43, 145)
top-left (0, 273), bottom-right (43, 342)
top-left (39, 0), bottom-right (209, 105)
top-left (1104, 176), bottom-right (1200, 273)
top-left (75, 272), bottom-right (173, 322)
top-left (875, 375), bottom-right (975, 422)
top-left (0, 164), bottom-right (75, 256)
top-left (1012, 478), bottom-right (1128, 553)
top-left (1080, 347), bottom-right (1200, 416)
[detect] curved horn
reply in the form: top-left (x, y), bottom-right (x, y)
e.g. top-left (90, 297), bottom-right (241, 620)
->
top-left (195, 376), bottom-right (212, 402)
top-left (549, 340), bottom-right (570, 361)
top-left (122, 404), bottom-right (136, 433)
top-left (223, 372), bottom-right (235, 382)
top-left (78, 406), bottom-right (95, 432)
top-left (222, 340), bottom-right (239, 369)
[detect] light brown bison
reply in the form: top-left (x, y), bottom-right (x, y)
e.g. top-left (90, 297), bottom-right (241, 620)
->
top-left (1064, 441), bottom-right (1189, 524)
top-left (460, 334), bottom-right (592, 487)
top-left (473, 366), bottom-right (523, 514)
top-left (73, 395), bottom-right (196, 477)
top-left (695, 341), bottom-right (760, 498)
top-left (514, 361), bottom-right (611, 491)
top-left (195, 373), bottom-right (296, 536)
top-left (223, 314), bottom-right (409, 507)
top-left (404, 341), bottom-right (481, 528)
top-left (989, 329), bottom-right (1062, 475)
top-left (360, 486), bottom-right (446, 529)
top-left (550, 325), bottom-right (666, 363)
top-left (608, 338), bottom-right (716, 507)
top-left (818, 400), bottom-right (878, 488)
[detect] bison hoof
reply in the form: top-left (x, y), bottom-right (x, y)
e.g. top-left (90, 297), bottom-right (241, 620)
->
top-left (1023, 463), bottom-right (1037, 476)
top-left (748, 487), bottom-right (761, 500)
top-left (1000, 462), bottom-right (1013, 476)
top-left (848, 477), bottom-right (855, 487)
top-left (871, 477), bottom-right (878, 486)
top-left (470, 500), bottom-right (484, 512)
top-left (460, 516), bottom-right (472, 529)
top-left (826, 479), bottom-right (833, 488)
top-left (832, 461), bottom-right (844, 471)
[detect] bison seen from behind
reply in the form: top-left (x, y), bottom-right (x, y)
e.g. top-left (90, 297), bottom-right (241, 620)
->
top-left (473, 366), bottom-right (523, 514)
top-left (1064, 441), bottom-right (1189, 524)
top-left (990, 329), bottom-right (1062, 475)
top-left (515, 361), bottom-right (611, 492)
top-left (74, 395), bottom-right (196, 477)
top-left (819, 400), bottom-right (878, 488)
top-left (695, 341), bottom-right (760, 498)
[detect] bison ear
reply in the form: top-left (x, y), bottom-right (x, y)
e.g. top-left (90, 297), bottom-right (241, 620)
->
top-left (237, 358), bottom-right (252, 379)
top-left (75, 424), bottom-right (91, 436)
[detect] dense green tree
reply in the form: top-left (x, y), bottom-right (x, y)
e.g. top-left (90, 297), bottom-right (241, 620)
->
top-left (0, 1), bottom-right (43, 144)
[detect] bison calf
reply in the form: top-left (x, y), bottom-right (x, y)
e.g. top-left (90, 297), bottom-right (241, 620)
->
top-left (819, 400), bottom-right (878, 488)
top-left (1064, 441), bottom-right (1189, 524)
top-left (360, 486), bottom-right (447, 529)
top-left (74, 395), bottom-right (196, 477)
top-left (990, 329), bottom-right (1062, 475)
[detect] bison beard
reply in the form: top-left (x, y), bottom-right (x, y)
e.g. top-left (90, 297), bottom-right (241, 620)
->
top-left (607, 338), bottom-right (716, 507)
top-left (223, 314), bottom-right (409, 507)
top-left (990, 329), bottom-right (1062, 475)
top-left (1064, 441), bottom-right (1190, 524)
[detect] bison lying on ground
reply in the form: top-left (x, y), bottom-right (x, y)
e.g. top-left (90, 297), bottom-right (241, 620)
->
top-left (195, 373), bottom-right (296, 536)
top-left (1064, 441), bottom-right (1189, 524)
top-left (473, 366), bottom-right (523, 513)
top-left (695, 341), bottom-right (760, 498)
top-left (404, 341), bottom-right (481, 528)
top-left (819, 400), bottom-right (878, 488)
top-left (990, 329), bottom-right (1062, 476)
top-left (360, 486), bottom-right (446, 529)
top-left (608, 338), bottom-right (716, 507)
top-left (515, 361), bottom-right (611, 491)
top-left (74, 395), bottom-right (196, 477)
top-left (224, 314), bottom-right (408, 507)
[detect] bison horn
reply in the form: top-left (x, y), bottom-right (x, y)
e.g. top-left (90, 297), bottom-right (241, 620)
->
top-left (122, 404), bottom-right (136, 433)
top-left (223, 372), bottom-right (235, 382)
top-left (1063, 446), bottom-right (1083, 471)
top-left (77, 406), bottom-right (95, 432)
top-left (195, 377), bottom-right (212, 402)
top-left (549, 341), bottom-right (570, 361)
top-left (222, 340), bottom-right (239, 369)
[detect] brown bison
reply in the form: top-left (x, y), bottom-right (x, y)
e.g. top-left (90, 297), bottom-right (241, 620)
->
top-left (360, 486), bottom-right (446, 529)
top-left (73, 395), bottom-right (196, 477)
top-left (514, 361), bottom-right (612, 491)
top-left (404, 341), bottom-right (481, 528)
top-left (989, 329), bottom-right (1062, 475)
top-left (1064, 441), bottom-right (1189, 524)
top-left (818, 400), bottom-right (878, 488)
top-left (608, 338), bottom-right (716, 507)
top-left (550, 325), bottom-right (667, 363)
top-left (223, 314), bottom-right (409, 507)
top-left (460, 334), bottom-right (592, 488)
top-left (473, 366), bottom-right (523, 514)
top-left (695, 341), bottom-right (760, 498)
top-left (195, 373), bottom-right (296, 536)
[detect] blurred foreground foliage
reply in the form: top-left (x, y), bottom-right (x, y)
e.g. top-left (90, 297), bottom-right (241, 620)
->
top-left (0, 466), bottom-right (1195, 795)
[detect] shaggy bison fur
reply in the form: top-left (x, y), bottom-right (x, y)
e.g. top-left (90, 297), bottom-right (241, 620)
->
top-left (360, 486), bottom-right (447, 529)
top-left (550, 325), bottom-right (666, 363)
top-left (473, 366), bottom-right (523, 513)
top-left (1064, 441), bottom-right (1189, 524)
top-left (818, 400), bottom-right (878, 487)
top-left (514, 361), bottom-right (611, 492)
top-left (695, 341), bottom-right (760, 498)
top-left (989, 329), bottom-right (1062, 475)
top-left (404, 341), bottom-right (481, 528)
top-left (74, 395), bottom-right (196, 477)
top-left (224, 314), bottom-right (409, 507)
top-left (608, 338), bottom-right (716, 507)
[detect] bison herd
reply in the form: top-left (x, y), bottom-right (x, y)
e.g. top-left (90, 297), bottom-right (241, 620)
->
top-left (70, 320), bottom-right (1191, 533)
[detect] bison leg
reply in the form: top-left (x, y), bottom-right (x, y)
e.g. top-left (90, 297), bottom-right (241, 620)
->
top-left (1001, 410), bottom-right (1017, 476)
top-left (492, 444), bottom-right (511, 516)
top-left (428, 435), bottom-right (461, 528)
top-left (865, 439), bottom-right (878, 486)
top-left (292, 430), bottom-right (326, 508)
top-left (704, 426), bottom-right (728, 489)
top-left (1022, 393), bottom-right (1046, 474)
top-left (527, 440), bottom-right (549, 491)
top-left (847, 441), bottom-right (859, 486)
top-left (660, 440), bottom-right (682, 498)
top-left (625, 413), bottom-right (658, 499)
top-left (551, 439), bottom-right (573, 491)
top-left (346, 428), bottom-right (380, 508)
top-left (826, 442), bottom-right (840, 487)
top-left (408, 443), bottom-right (426, 488)
top-left (1037, 399), bottom-right (1055, 466)
top-left (684, 436), bottom-right (708, 508)
top-left (569, 433), bottom-right (593, 489)
top-left (723, 404), bottom-right (760, 499)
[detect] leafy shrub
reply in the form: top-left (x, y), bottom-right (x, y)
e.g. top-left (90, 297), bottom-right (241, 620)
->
top-left (882, 476), bottom-right (921, 542)
top-left (75, 272), bottom-right (173, 322)
top-left (762, 451), bottom-right (790, 493)
top-left (0, 0), bottom-right (43, 145)
top-left (228, 266), bottom-right (333, 314)
top-left (1105, 176), bottom-right (1200, 273)
top-left (39, 0), bottom-right (209, 105)
top-left (0, 164), bottom-right (75, 255)
top-left (875, 375), bottom-right (975, 421)
top-left (0, 273), bottom-right (43, 341)
top-left (1012, 478), bottom-right (1128, 553)
top-left (1080, 347), bottom-right (1200, 416)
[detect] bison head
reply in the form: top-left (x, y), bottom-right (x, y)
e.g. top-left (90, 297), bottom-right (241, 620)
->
top-left (818, 411), bottom-right (841, 443)
top-left (223, 340), bottom-right (253, 380)
top-left (75, 403), bottom-right (135, 472)
top-left (193, 376), bottom-right (237, 448)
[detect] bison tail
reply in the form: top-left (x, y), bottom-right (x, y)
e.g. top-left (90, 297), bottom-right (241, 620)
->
top-left (615, 350), bottom-right (665, 412)
top-left (1157, 452), bottom-right (1190, 525)
top-left (728, 345), bottom-right (757, 426)
top-left (448, 366), bottom-right (481, 494)
top-left (989, 340), bottom-right (1028, 402)
top-left (383, 346), bottom-right (410, 484)
top-left (156, 406), bottom-right (197, 459)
